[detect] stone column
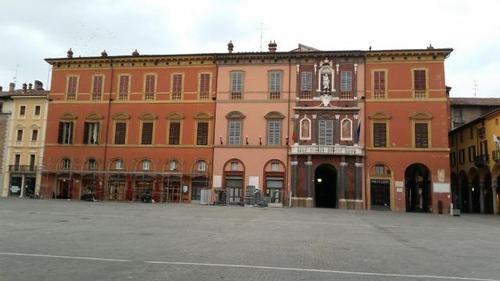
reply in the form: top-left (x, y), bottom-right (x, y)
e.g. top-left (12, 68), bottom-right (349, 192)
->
top-left (355, 162), bottom-right (363, 200)
top-left (492, 180), bottom-right (498, 215)
top-left (479, 181), bottom-right (485, 214)
top-left (339, 160), bottom-right (347, 200)
top-left (290, 158), bottom-right (298, 197)
top-left (305, 155), bottom-right (313, 207)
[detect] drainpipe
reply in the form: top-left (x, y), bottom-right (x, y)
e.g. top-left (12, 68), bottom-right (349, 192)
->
top-left (101, 58), bottom-right (115, 200)
top-left (363, 54), bottom-right (368, 210)
top-left (286, 55), bottom-right (292, 206)
top-left (210, 56), bottom-right (219, 203)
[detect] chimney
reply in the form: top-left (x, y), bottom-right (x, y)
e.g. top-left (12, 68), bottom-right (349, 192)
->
top-left (268, 40), bottom-right (277, 53)
top-left (67, 48), bottom-right (74, 58)
top-left (9, 82), bottom-right (15, 92)
top-left (34, 80), bottom-right (44, 90)
top-left (22, 83), bottom-right (27, 92)
top-left (227, 40), bottom-right (234, 53)
top-left (101, 50), bottom-right (108, 57)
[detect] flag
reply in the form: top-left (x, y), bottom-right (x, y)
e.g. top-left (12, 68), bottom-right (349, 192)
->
top-left (355, 122), bottom-right (361, 144)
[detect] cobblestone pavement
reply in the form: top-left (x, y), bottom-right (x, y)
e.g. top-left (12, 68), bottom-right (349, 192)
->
top-left (0, 199), bottom-right (499, 281)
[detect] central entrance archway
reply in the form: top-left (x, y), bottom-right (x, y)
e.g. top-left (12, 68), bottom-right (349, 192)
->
top-left (314, 164), bottom-right (337, 208)
top-left (405, 163), bottom-right (431, 212)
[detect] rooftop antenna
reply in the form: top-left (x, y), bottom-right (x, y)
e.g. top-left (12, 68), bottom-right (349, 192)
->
top-left (257, 21), bottom-right (267, 52)
top-left (473, 80), bottom-right (478, 97)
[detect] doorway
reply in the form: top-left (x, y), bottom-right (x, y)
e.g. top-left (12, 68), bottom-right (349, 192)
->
top-left (405, 164), bottom-right (431, 212)
top-left (314, 164), bottom-right (337, 208)
top-left (371, 179), bottom-right (390, 210)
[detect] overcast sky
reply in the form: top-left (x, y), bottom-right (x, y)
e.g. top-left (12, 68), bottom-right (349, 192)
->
top-left (1, 0), bottom-right (499, 97)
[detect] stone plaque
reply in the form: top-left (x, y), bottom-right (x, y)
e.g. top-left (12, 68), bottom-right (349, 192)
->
top-left (213, 175), bottom-right (221, 188)
top-left (395, 181), bottom-right (404, 188)
top-left (433, 183), bottom-right (450, 193)
top-left (437, 169), bottom-right (445, 182)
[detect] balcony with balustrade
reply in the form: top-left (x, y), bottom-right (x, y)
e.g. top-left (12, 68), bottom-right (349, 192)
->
top-left (289, 144), bottom-right (363, 156)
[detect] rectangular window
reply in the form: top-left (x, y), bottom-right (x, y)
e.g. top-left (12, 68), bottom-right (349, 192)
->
top-left (29, 154), bottom-right (36, 170)
top-left (414, 70), bottom-right (426, 98)
top-left (67, 76), bottom-right (78, 100)
top-left (31, 129), bottom-right (38, 141)
top-left (114, 122), bottom-right (126, 144)
top-left (300, 71), bottom-right (313, 91)
top-left (168, 122), bottom-right (181, 145)
top-left (340, 71), bottom-right (352, 92)
top-left (141, 122), bottom-right (153, 145)
top-left (230, 71), bottom-right (243, 100)
top-left (92, 75), bottom-right (103, 101)
top-left (83, 122), bottom-right (100, 144)
top-left (374, 71), bottom-right (386, 99)
top-left (267, 120), bottom-right (281, 145)
top-left (373, 123), bottom-right (387, 147)
top-left (196, 122), bottom-right (209, 145)
top-left (415, 122), bottom-right (429, 148)
top-left (468, 146), bottom-right (476, 162)
top-left (144, 74), bottom-right (155, 101)
top-left (269, 71), bottom-right (281, 100)
top-left (14, 154), bottom-right (20, 167)
top-left (375, 164), bottom-right (385, 176)
top-left (459, 149), bottom-right (465, 164)
top-left (19, 106), bottom-right (26, 116)
top-left (199, 73), bottom-right (210, 100)
top-left (17, 129), bottom-right (23, 142)
top-left (58, 122), bottom-right (73, 144)
top-left (118, 75), bottom-right (129, 100)
top-left (172, 74), bottom-right (183, 100)
top-left (228, 120), bottom-right (242, 145)
top-left (318, 120), bottom-right (334, 145)
top-left (34, 105), bottom-right (41, 116)
top-left (470, 127), bottom-right (474, 139)
top-left (88, 159), bottom-right (97, 170)
top-left (451, 152), bottom-right (456, 167)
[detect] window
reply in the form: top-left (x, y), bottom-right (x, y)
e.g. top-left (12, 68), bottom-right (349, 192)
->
top-left (172, 74), bottom-right (183, 100)
top-left (230, 71), bottom-right (243, 100)
top-left (415, 122), bottom-right (429, 148)
top-left (196, 161), bottom-right (207, 172)
top-left (67, 76), bottom-right (78, 100)
top-left (269, 71), bottom-right (281, 99)
top-left (83, 122), bottom-right (100, 144)
top-left (19, 106), bottom-right (26, 117)
top-left (451, 152), bottom-right (456, 167)
top-left (459, 149), bottom-right (465, 164)
top-left (31, 129), bottom-right (38, 141)
top-left (267, 119), bottom-right (281, 145)
top-left (373, 123), bottom-right (387, 147)
top-left (468, 146), bottom-right (476, 162)
top-left (470, 127), bottom-right (474, 139)
top-left (196, 122), bottom-right (209, 145)
top-left (271, 162), bottom-right (280, 172)
top-left (16, 129), bottom-right (23, 142)
top-left (340, 71), bottom-right (352, 92)
top-left (62, 158), bottom-right (71, 170)
top-left (141, 122), bottom-right (153, 145)
top-left (300, 118), bottom-right (311, 140)
top-left (87, 158), bottom-right (97, 170)
top-left (115, 159), bottom-right (124, 170)
top-left (230, 161), bottom-right (239, 171)
top-left (375, 164), bottom-right (385, 176)
top-left (228, 120), bottom-right (242, 145)
top-left (168, 122), bottom-right (181, 145)
top-left (92, 75), bottom-right (103, 101)
top-left (300, 71), bottom-right (313, 95)
top-left (34, 106), bottom-right (41, 116)
top-left (318, 120), bottom-right (334, 145)
top-left (29, 154), bottom-right (36, 170)
top-left (374, 71), bottom-right (386, 99)
top-left (199, 73), bottom-right (210, 100)
top-left (413, 70), bottom-right (427, 98)
top-left (144, 74), bottom-right (155, 100)
top-left (266, 177), bottom-right (283, 204)
top-left (114, 122), bottom-right (126, 144)
top-left (142, 160), bottom-right (151, 171)
top-left (14, 154), bottom-right (20, 167)
top-left (118, 75), bottom-right (129, 100)
top-left (58, 122), bottom-right (73, 144)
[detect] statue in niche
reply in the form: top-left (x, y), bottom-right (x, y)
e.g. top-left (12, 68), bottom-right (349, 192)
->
top-left (300, 119), bottom-right (310, 139)
top-left (322, 73), bottom-right (330, 91)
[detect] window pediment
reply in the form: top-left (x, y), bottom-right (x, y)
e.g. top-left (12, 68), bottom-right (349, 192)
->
top-left (194, 112), bottom-right (213, 119)
top-left (60, 112), bottom-right (77, 120)
top-left (86, 113), bottom-right (104, 121)
top-left (264, 111), bottom-right (285, 119)
top-left (112, 112), bottom-right (131, 120)
top-left (166, 112), bottom-right (185, 120)
top-left (410, 112), bottom-right (432, 120)
top-left (368, 112), bottom-right (391, 120)
top-left (139, 112), bottom-right (158, 120)
top-left (226, 111), bottom-right (245, 119)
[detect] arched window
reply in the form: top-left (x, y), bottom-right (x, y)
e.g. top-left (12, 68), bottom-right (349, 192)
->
top-left (87, 158), bottom-right (97, 170)
top-left (142, 160), bottom-right (151, 171)
top-left (299, 116), bottom-right (311, 140)
top-left (61, 158), bottom-right (71, 170)
top-left (169, 160), bottom-right (178, 171)
top-left (341, 118), bottom-right (352, 141)
top-left (113, 159), bottom-right (124, 170)
top-left (195, 160), bottom-right (207, 173)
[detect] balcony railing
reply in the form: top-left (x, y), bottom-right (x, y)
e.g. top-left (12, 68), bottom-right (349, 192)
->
top-left (413, 89), bottom-right (427, 99)
top-left (474, 154), bottom-right (489, 167)
top-left (230, 92), bottom-right (242, 100)
top-left (144, 92), bottom-right (155, 101)
top-left (269, 91), bottom-right (281, 100)
top-left (492, 150), bottom-right (500, 163)
top-left (340, 91), bottom-right (352, 99)
top-left (289, 144), bottom-right (363, 156)
top-left (299, 91), bottom-right (312, 99)
top-left (9, 165), bottom-right (37, 172)
top-left (373, 90), bottom-right (386, 99)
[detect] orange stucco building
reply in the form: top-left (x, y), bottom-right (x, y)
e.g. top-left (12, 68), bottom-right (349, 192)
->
top-left (364, 48), bottom-right (453, 214)
top-left (42, 50), bottom-right (216, 203)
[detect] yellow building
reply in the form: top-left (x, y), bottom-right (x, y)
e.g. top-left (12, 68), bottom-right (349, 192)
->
top-left (0, 82), bottom-right (48, 198)
top-left (450, 107), bottom-right (500, 214)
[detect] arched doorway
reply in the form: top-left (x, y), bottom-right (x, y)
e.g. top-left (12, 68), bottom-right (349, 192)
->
top-left (469, 169), bottom-right (481, 213)
top-left (405, 164), bottom-right (431, 212)
top-left (314, 164), bottom-right (337, 208)
top-left (483, 173), bottom-right (493, 214)
top-left (459, 171), bottom-right (469, 212)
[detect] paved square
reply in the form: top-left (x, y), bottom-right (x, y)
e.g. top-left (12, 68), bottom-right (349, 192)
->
top-left (0, 199), bottom-right (499, 281)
